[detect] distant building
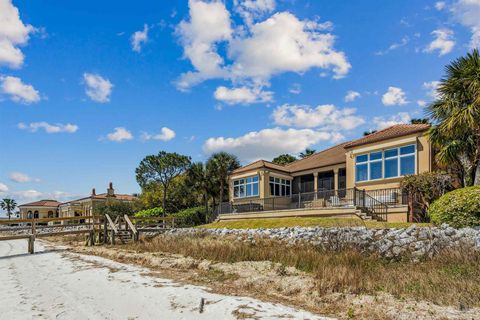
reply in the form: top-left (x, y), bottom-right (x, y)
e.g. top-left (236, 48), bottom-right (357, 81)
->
top-left (18, 183), bottom-right (137, 219)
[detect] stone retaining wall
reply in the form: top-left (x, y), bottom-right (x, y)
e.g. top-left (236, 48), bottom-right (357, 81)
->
top-left (168, 224), bottom-right (480, 261)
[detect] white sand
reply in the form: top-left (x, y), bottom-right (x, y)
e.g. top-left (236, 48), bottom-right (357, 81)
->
top-left (0, 240), bottom-right (330, 320)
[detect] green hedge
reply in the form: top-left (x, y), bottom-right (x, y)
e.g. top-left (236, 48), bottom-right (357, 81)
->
top-left (134, 207), bottom-right (163, 218)
top-left (429, 186), bottom-right (480, 228)
top-left (171, 206), bottom-right (206, 227)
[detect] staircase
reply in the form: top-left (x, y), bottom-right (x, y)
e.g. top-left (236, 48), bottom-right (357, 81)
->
top-left (355, 209), bottom-right (373, 220)
top-left (113, 230), bottom-right (133, 244)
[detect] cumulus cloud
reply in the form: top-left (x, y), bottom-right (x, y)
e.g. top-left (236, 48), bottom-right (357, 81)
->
top-left (106, 127), bottom-right (133, 142)
top-left (83, 73), bottom-right (113, 103)
top-left (175, 1), bottom-right (350, 102)
top-left (417, 100), bottom-right (427, 107)
top-left (423, 80), bottom-right (441, 100)
top-left (0, 183), bottom-right (8, 193)
top-left (451, 0), bottom-right (480, 48)
top-left (373, 112), bottom-right (411, 130)
top-left (234, 0), bottom-right (276, 25)
top-left (272, 104), bottom-right (365, 130)
top-left (141, 127), bottom-right (176, 141)
top-left (0, 75), bottom-right (40, 104)
top-left (0, 0), bottom-right (36, 68)
top-left (9, 172), bottom-right (39, 183)
top-left (214, 85), bottom-right (273, 105)
top-left (382, 86), bottom-right (408, 106)
top-left (203, 127), bottom-right (342, 162)
top-left (17, 122), bottom-right (78, 133)
top-left (131, 24), bottom-right (149, 52)
top-left (375, 36), bottom-right (409, 56)
top-left (344, 90), bottom-right (360, 102)
top-left (175, 0), bottom-right (232, 90)
top-left (424, 29), bottom-right (455, 56)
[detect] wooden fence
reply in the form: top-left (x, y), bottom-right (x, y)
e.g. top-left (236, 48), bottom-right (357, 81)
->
top-left (0, 214), bottom-right (175, 254)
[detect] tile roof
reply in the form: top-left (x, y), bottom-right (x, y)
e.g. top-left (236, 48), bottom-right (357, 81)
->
top-left (284, 142), bottom-right (349, 172)
top-left (59, 193), bottom-right (137, 205)
top-left (19, 200), bottom-right (62, 207)
top-left (232, 160), bottom-right (290, 174)
top-left (344, 124), bottom-right (430, 149)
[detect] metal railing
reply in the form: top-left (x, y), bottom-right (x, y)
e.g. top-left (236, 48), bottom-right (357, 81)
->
top-left (215, 187), bottom-right (405, 221)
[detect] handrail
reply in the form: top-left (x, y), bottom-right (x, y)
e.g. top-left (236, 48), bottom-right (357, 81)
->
top-left (358, 190), bottom-right (388, 221)
top-left (105, 214), bottom-right (118, 233)
top-left (0, 215), bottom-right (100, 225)
top-left (124, 215), bottom-right (138, 237)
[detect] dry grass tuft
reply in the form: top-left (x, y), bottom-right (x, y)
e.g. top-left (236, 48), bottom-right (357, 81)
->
top-left (128, 234), bottom-right (480, 307)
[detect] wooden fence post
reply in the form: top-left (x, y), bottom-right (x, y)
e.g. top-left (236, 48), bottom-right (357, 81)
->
top-left (103, 219), bottom-right (108, 244)
top-left (28, 235), bottom-right (35, 254)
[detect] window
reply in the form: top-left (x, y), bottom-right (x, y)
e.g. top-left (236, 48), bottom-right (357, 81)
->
top-left (233, 176), bottom-right (259, 198)
top-left (355, 144), bottom-right (416, 182)
top-left (269, 176), bottom-right (291, 196)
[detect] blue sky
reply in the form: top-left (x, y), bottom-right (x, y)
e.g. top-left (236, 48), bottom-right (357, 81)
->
top-left (0, 0), bottom-right (479, 211)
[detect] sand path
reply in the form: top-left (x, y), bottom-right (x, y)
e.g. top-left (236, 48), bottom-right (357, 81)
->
top-left (0, 240), bottom-right (329, 320)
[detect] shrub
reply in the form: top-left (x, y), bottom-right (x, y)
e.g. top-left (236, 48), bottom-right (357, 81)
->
top-left (95, 199), bottom-right (138, 218)
top-left (135, 207), bottom-right (163, 218)
top-left (171, 206), bottom-right (206, 227)
top-left (429, 186), bottom-right (480, 228)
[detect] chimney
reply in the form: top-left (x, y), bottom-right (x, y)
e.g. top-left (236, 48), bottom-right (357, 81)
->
top-left (107, 182), bottom-right (115, 197)
top-left (91, 188), bottom-right (96, 196)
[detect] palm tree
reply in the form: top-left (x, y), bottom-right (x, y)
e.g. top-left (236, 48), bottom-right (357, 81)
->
top-left (427, 49), bottom-right (480, 185)
top-left (1, 198), bottom-right (17, 220)
top-left (207, 152), bottom-right (240, 205)
top-left (299, 148), bottom-right (316, 158)
top-left (186, 162), bottom-right (213, 222)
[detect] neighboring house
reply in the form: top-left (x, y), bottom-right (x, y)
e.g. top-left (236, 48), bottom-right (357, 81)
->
top-left (18, 183), bottom-right (136, 219)
top-left (224, 124), bottom-right (432, 222)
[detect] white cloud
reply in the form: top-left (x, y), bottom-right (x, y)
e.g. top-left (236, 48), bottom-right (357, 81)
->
top-left (17, 122), bottom-right (78, 133)
top-left (9, 172), bottom-right (39, 183)
top-left (234, 0), bottom-right (276, 25)
top-left (0, 183), bottom-right (8, 193)
top-left (106, 127), bottom-right (133, 142)
top-left (289, 83), bottom-right (301, 94)
top-left (344, 90), bottom-right (360, 102)
top-left (424, 29), bottom-right (455, 56)
top-left (417, 100), bottom-right (427, 107)
top-left (0, 75), bottom-right (40, 104)
top-left (423, 80), bottom-right (441, 99)
top-left (451, 0), bottom-right (480, 48)
top-left (175, 0), bottom-right (232, 90)
top-left (175, 2), bottom-right (350, 97)
top-left (141, 127), bottom-right (176, 141)
top-left (0, 0), bottom-right (36, 68)
top-left (203, 127), bottom-right (342, 162)
top-left (131, 24), bottom-right (149, 52)
top-left (382, 86), bottom-right (408, 106)
top-left (214, 85), bottom-right (273, 105)
top-left (83, 73), bottom-right (113, 103)
top-left (435, 1), bottom-right (446, 10)
top-left (229, 12), bottom-right (350, 81)
top-left (373, 112), bottom-right (411, 130)
top-left (375, 36), bottom-right (409, 55)
top-left (272, 104), bottom-right (365, 130)
top-left (11, 189), bottom-right (42, 200)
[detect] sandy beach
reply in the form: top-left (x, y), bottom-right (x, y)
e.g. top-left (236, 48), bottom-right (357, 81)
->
top-left (0, 239), bottom-right (328, 320)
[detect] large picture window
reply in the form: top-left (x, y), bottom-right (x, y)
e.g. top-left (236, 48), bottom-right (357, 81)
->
top-left (269, 177), bottom-right (291, 197)
top-left (355, 144), bottom-right (416, 182)
top-left (233, 176), bottom-right (259, 198)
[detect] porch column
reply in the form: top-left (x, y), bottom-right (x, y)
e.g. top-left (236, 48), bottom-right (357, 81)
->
top-left (333, 168), bottom-right (339, 195)
top-left (313, 172), bottom-right (318, 199)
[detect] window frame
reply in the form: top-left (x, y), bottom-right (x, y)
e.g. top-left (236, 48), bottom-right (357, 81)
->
top-left (355, 143), bottom-right (416, 183)
top-left (269, 176), bottom-right (292, 197)
top-left (233, 175), bottom-right (259, 199)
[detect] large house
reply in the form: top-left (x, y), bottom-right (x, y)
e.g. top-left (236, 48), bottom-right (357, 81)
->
top-left (18, 183), bottom-right (137, 220)
top-left (223, 124), bottom-right (432, 222)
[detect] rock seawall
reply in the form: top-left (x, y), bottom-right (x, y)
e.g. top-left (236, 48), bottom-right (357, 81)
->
top-left (168, 224), bottom-right (480, 261)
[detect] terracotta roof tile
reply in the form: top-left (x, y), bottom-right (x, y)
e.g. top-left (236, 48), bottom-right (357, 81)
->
top-left (232, 160), bottom-right (290, 174)
top-left (19, 200), bottom-right (62, 207)
top-left (344, 124), bottom-right (430, 149)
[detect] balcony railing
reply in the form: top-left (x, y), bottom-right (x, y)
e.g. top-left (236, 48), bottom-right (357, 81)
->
top-left (215, 187), bottom-right (407, 221)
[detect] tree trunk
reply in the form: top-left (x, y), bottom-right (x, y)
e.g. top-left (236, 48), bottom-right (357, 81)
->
top-left (219, 180), bottom-right (224, 205)
top-left (204, 191), bottom-right (209, 223)
top-left (8, 210), bottom-right (11, 220)
top-left (162, 186), bottom-right (167, 217)
top-left (474, 160), bottom-right (480, 186)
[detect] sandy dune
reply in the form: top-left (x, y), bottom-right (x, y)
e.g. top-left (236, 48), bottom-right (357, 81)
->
top-left (0, 240), bottom-right (329, 320)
